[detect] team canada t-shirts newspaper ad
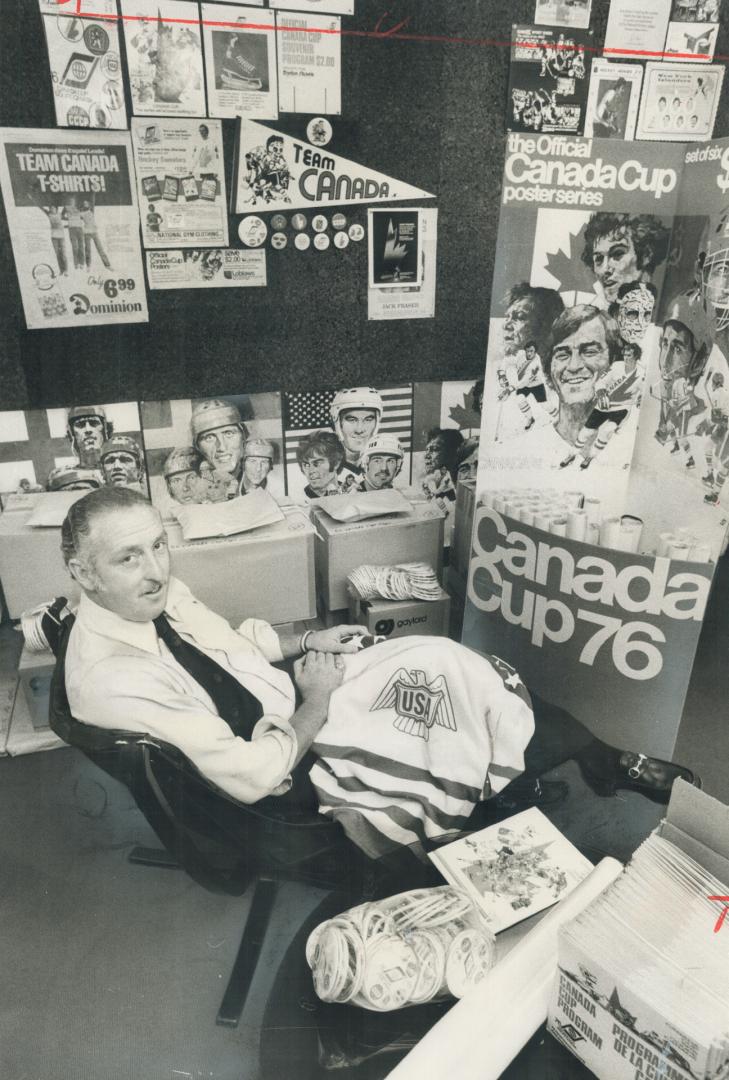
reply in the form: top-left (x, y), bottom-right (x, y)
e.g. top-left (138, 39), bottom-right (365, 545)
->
top-left (0, 128), bottom-right (148, 329)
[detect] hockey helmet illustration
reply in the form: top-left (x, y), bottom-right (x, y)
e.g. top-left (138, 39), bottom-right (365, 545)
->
top-left (361, 434), bottom-right (404, 465)
top-left (66, 404), bottom-right (108, 439)
top-left (100, 434), bottom-right (142, 464)
top-left (190, 399), bottom-right (245, 445)
top-left (47, 464), bottom-right (103, 491)
top-left (329, 388), bottom-right (384, 431)
top-left (163, 446), bottom-right (200, 478)
top-left (243, 437), bottom-right (275, 461)
top-left (661, 294), bottom-right (713, 382)
top-left (697, 205), bottom-right (729, 334)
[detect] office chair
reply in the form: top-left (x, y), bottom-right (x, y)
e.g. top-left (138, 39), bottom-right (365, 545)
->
top-left (44, 602), bottom-right (366, 1028)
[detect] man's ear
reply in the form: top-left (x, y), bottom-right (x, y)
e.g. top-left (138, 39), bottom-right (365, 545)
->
top-left (68, 556), bottom-right (97, 593)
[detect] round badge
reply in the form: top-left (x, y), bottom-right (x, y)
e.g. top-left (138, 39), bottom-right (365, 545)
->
top-left (84, 23), bottom-right (110, 54)
top-left (271, 232), bottom-right (288, 250)
top-left (312, 214), bottom-right (328, 233)
top-left (58, 15), bottom-right (84, 42)
top-left (101, 52), bottom-right (121, 78)
top-left (238, 215), bottom-right (268, 247)
top-left (294, 233), bottom-right (311, 251)
top-left (66, 105), bottom-right (90, 128)
top-left (104, 81), bottom-right (123, 110)
top-left (291, 213), bottom-right (308, 231)
top-left (348, 223), bottom-right (365, 242)
top-left (306, 117), bottom-right (333, 147)
top-left (271, 213), bottom-right (288, 231)
top-left (332, 212), bottom-right (347, 230)
top-left (333, 231), bottom-right (349, 249)
top-left (314, 233), bottom-right (331, 251)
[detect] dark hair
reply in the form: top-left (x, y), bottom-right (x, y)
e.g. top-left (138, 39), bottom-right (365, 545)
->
top-left (544, 304), bottom-right (624, 384)
top-left (503, 283), bottom-right (566, 357)
top-left (456, 437), bottom-right (480, 468)
top-left (581, 213), bottom-right (671, 276)
top-left (471, 378), bottom-right (484, 414)
top-left (266, 134), bottom-right (283, 149)
top-left (296, 430), bottom-right (344, 471)
top-left (623, 341), bottom-right (642, 360)
top-left (426, 427), bottom-right (465, 481)
top-left (61, 486), bottom-right (153, 567)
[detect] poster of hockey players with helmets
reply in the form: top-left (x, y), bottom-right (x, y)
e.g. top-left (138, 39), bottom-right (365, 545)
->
top-left (461, 134), bottom-right (725, 760)
top-left (139, 394), bottom-right (285, 517)
top-left (282, 385), bottom-right (413, 503)
top-left (0, 402), bottom-right (147, 498)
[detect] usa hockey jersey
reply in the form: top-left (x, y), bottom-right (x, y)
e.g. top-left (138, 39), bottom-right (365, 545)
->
top-left (310, 637), bottom-right (535, 859)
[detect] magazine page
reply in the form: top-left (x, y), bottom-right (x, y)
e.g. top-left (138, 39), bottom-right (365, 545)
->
top-left (201, 2), bottom-right (279, 120)
top-left (276, 11), bottom-right (341, 115)
top-left (131, 118), bottom-right (229, 248)
top-left (664, 0), bottom-right (722, 63)
top-left (368, 208), bottom-right (423, 289)
top-left (368, 208), bottom-right (438, 321)
top-left (146, 248), bottom-right (266, 288)
top-left (584, 60), bottom-right (643, 141)
top-left (120, 0), bottom-right (206, 117)
top-left (0, 128), bottom-right (148, 329)
top-left (41, 2), bottom-right (126, 130)
top-left (636, 62), bottom-right (725, 142)
top-left (460, 134), bottom-right (719, 757)
top-left (429, 807), bottom-right (593, 934)
top-left (508, 25), bottom-right (592, 137)
top-left (603, 0), bottom-right (671, 56)
top-left (534, 0), bottom-right (592, 29)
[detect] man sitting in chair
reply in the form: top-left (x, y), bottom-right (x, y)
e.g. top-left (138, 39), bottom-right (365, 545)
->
top-left (58, 487), bottom-right (697, 859)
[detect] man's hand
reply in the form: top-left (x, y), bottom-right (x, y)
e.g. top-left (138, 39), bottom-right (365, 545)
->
top-left (306, 625), bottom-right (369, 654)
top-left (294, 651), bottom-right (345, 704)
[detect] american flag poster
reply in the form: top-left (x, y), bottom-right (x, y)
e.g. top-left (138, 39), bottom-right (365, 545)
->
top-left (0, 403), bottom-right (143, 498)
top-left (283, 384), bottom-right (413, 501)
top-left (140, 394), bottom-right (285, 517)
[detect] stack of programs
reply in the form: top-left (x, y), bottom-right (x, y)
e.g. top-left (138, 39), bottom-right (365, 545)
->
top-left (548, 831), bottom-right (729, 1080)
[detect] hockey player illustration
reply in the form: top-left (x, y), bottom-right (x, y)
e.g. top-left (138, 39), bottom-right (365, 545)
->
top-left (190, 398), bottom-right (250, 499)
top-left (163, 446), bottom-right (205, 505)
top-left (296, 431), bottom-right (344, 499)
top-left (494, 283), bottom-right (565, 437)
top-left (581, 213), bottom-right (671, 307)
top-left (239, 438), bottom-right (275, 494)
top-left (651, 296), bottom-right (712, 474)
top-left (241, 135), bottom-right (292, 206)
top-left (421, 427), bottom-right (463, 511)
top-left (99, 435), bottom-right (146, 491)
top-left (700, 370), bottom-right (729, 504)
top-left (610, 281), bottom-right (656, 347)
top-left (46, 464), bottom-right (103, 492)
top-left (355, 435), bottom-right (404, 492)
top-left (329, 387), bottom-right (384, 491)
top-left (559, 334), bottom-right (645, 470)
top-left (66, 405), bottom-right (110, 468)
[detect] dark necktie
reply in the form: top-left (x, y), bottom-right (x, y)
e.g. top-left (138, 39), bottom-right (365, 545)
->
top-left (153, 613), bottom-right (263, 741)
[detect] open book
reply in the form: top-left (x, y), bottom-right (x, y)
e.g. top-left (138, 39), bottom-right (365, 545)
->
top-left (429, 807), bottom-right (593, 934)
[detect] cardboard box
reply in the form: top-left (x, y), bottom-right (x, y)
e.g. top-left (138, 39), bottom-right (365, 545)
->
top-left (547, 781), bottom-right (729, 1080)
top-left (451, 479), bottom-right (476, 580)
top-left (348, 592), bottom-right (451, 641)
top-left (166, 508), bottom-right (316, 625)
top-left (0, 510), bottom-right (80, 618)
top-left (18, 645), bottom-right (55, 730)
top-left (311, 501), bottom-right (445, 612)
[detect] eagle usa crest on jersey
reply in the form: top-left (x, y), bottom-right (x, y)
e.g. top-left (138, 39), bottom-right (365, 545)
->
top-left (370, 668), bottom-right (456, 741)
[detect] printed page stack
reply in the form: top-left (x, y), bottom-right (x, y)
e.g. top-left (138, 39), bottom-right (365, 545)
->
top-left (548, 831), bottom-right (729, 1080)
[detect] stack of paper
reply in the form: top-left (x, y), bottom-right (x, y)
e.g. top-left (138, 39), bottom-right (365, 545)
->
top-left (549, 831), bottom-right (729, 1080)
top-left (172, 488), bottom-right (284, 540)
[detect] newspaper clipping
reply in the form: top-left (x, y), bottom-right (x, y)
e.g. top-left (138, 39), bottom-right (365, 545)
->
top-left (636, 62), bottom-right (725, 142)
top-left (664, 0), bottom-right (722, 63)
top-left (534, 0), bottom-right (593, 29)
top-left (233, 121), bottom-right (435, 213)
top-left (0, 128), bottom-right (148, 329)
top-left (120, 0), bottom-right (206, 117)
top-left (41, 2), bottom-right (127, 130)
top-left (584, 60), bottom-right (643, 141)
top-left (201, 3), bottom-right (279, 120)
top-left (508, 25), bottom-right (592, 136)
top-left (146, 248), bottom-right (266, 288)
top-left (276, 12), bottom-right (342, 115)
top-left (461, 134), bottom-right (726, 757)
top-left (368, 208), bottom-right (438, 321)
top-left (131, 118), bottom-right (228, 248)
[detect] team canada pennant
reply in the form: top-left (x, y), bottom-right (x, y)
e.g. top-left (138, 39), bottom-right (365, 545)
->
top-left (233, 120), bottom-right (435, 214)
top-left (370, 668), bottom-right (456, 741)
